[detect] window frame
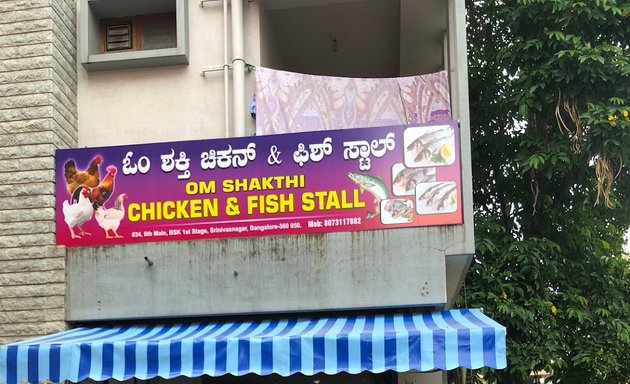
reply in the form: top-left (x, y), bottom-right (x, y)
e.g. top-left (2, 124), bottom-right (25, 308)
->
top-left (80, 0), bottom-right (189, 72)
top-left (100, 13), bottom-right (178, 54)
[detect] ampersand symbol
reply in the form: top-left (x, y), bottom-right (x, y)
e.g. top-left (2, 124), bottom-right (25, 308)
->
top-left (225, 197), bottom-right (240, 216)
top-left (267, 145), bottom-right (282, 165)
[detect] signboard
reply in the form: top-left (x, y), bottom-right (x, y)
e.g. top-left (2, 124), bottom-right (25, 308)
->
top-left (55, 121), bottom-right (463, 247)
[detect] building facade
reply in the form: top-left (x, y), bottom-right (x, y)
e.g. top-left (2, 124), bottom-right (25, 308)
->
top-left (0, 1), bottom-right (503, 384)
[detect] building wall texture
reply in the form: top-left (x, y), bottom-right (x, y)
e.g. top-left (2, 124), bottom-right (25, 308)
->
top-left (0, 0), bottom-right (76, 344)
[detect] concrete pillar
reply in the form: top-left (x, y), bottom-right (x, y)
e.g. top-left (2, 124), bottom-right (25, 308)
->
top-left (0, 0), bottom-right (77, 343)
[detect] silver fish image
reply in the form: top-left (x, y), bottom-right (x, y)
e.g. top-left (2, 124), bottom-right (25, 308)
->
top-left (392, 166), bottom-right (437, 195)
top-left (404, 126), bottom-right (455, 167)
top-left (416, 181), bottom-right (457, 214)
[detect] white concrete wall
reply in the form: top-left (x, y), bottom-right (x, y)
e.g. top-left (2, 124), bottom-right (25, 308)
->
top-left (400, 0), bottom-right (446, 75)
top-left (262, 0), bottom-right (401, 77)
top-left (66, 228), bottom-right (450, 321)
top-left (76, 0), bottom-right (260, 147)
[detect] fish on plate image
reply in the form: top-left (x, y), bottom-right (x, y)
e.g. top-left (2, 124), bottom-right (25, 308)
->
top-left (415, 181), bottom-right (457, 214)
top-left (391, 163), bottom-right (437, 196)
top-left (380, 198), bottom-right (415, 224)
top-left (403, 125), bottom-right (455, 167)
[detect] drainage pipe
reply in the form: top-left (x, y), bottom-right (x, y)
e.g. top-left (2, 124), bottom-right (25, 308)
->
top-left (223, 0), bottom-right (230, 137)
top-left (231, 0), bottom-right (246, 137)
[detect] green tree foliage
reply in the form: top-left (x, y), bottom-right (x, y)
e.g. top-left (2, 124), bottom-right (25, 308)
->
top-left (461, 0), bottom-right (630, 382)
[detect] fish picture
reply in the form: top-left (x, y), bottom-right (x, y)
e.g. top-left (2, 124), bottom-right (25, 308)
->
top-left (403, 125), bottom-right (455, 167)
top-left (415, 181), bottom-right (458, 214)
top-left (347, 172), bottom-right (390, 219)
top-left (381, 198), bottom-right (414, 224)
top-left (391, 163), bottom-right (437, 196)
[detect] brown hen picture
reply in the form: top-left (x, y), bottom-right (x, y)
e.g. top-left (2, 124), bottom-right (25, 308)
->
top-left (64, 155), bottom-right (102, 197)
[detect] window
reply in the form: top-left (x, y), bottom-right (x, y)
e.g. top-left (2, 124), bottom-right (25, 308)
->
top-left (100, 13), bottom-right (177, 53)
top-left (80, 0), bottom-right (188, 72)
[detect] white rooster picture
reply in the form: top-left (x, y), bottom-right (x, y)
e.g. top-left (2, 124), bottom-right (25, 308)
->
top-left (62, 186), bottom-right (93, 239)
top-left (94, 193), bottom-right (128, 239)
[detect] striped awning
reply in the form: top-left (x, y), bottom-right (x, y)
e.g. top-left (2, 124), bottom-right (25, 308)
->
top-left (0, 309), bottom-right (506, 384)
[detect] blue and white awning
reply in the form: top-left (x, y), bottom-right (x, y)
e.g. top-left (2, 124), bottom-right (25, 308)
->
top-left (0, 309), bottom-right (506, 384)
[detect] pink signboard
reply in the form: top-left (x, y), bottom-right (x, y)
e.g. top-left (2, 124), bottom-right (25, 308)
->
top-left (55, 122), bottom-right (463, 247)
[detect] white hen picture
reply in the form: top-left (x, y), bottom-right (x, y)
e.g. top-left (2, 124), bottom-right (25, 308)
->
top-left (95, 193), bottom-right (128, 239)
top-left (62, 186), bottom-right (93, 239)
